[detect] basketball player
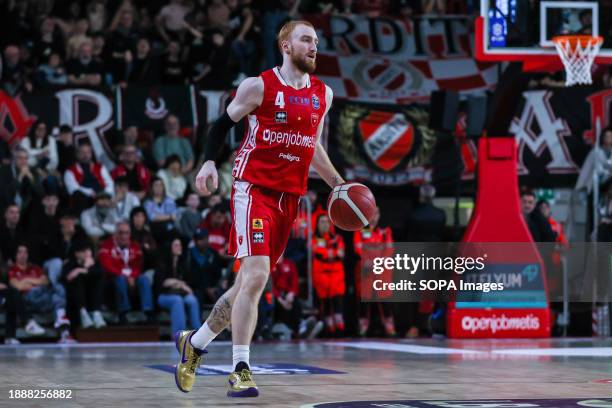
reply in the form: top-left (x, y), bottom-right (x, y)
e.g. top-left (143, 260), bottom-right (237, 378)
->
top-left (175, 20), bottom-right (345, 397)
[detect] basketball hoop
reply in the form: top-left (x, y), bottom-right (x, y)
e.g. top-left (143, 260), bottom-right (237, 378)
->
top-left (552, 35), bottom-right (603, 86)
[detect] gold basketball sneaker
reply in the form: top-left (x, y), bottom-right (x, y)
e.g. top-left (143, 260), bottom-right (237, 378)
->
top-left (174, 330), bottom-right (206, 393)
top-left (227, 364), bottom-right (259, 397)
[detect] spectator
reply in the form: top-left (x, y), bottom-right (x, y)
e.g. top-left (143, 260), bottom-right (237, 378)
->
top-left (37, 53), bottom-right (68, 86)
top-left (55, 212), bottom-right (90, 261)
top-left (187, 228), bottom-right (223, 305)
top-left (106, 9), bottom-right (137, 84)
top-left (422, 0), bottom-right (446, 14)
top-left (190, 29), bottom-right (233, 90)
top-left (56, 125), bottom-right (77, 174)
top-left (27, 191), bottom-right (65, 292)
top-left (153, 114), bottom-right (194, 174)
top-left (176, 193), bottom-right (202, 240)
top-left (160, 40), bottom-right (187, 85)
top-left (111, 144), bottom-right (151, 200)
top-left (157, 154), bottom-right (187, 201)
top-left (354, 206), bottom-right (397, 337)
top-left (1, 281), bottom-right (44, 344)
top-left (61, 241), bottom-right (106, 329)
top-left (228, 0), bottom-right (256, 83)
top-left (81, 192), bottom-right (120, 241)
top-left (20, 121), bottom-right (59, 173)
top-left (113, 176), bottom-right (141, 221)
top-left (311, 213), bottom-right (346, 337)
top-left (355, 0), bottom-right (390, 17)
top-left (576, 126), bottom-right (612, 192)
top-left (0, 205), bottom-right (27, 264)
top-left (66, 19), bottom-right (91, 59)
top-left (0, 147), bottom-right (44, 211)
top-left (198, 203), bottom-right (231, 260)
top-left (0, 138), bottom-right (11, 166)
top-left (155, 237), bottom-right (201, 337)
top-left (156, 0), bottom-right (191, 43)
top-left (144, 177), bottom-right (178, 243)
top-left (129, 206), bottom-right (158, 273)
top-left (261, 1), bottom-right (295, 69)
top-left (405, 184), bottom-right (446, 242)
top-left (128, 37), bottom-right (160, 85)
top-left (64, 142), bottom-right (114, 212)
top-left (66, 40), bottom-right (103, 86)
top-left (98, 221), bottom-right (154, 323)
top-left (1, 44), bottom-right (33, 95)
top-left (87, 0), bottom-right (107, 32)
top-left (91, 32), bottom-right (106, 62)
top-left (520, 188), bottom-right (557, 242)
top-left (32, 17), bottom-right (64, 64)
top-left (537, 199), bottom-right (568, 247)
top-left (271, 254), bottom-right (315, 338)
top-left (8, 245), bottom-right (72, 340)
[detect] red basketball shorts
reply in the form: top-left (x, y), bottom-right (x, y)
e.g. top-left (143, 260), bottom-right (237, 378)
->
top-left (229, 180), bottom-right (299, 267)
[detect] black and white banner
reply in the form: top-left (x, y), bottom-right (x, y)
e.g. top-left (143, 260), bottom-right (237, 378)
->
top-left (509, 87), bottom-right (612, 187)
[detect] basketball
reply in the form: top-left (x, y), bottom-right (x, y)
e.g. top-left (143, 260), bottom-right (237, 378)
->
top-left (327, 183), bottom-right (377, 231)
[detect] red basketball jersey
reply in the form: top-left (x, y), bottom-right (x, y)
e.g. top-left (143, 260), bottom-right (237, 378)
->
top-left (232, 67), bottom-right (327, 196)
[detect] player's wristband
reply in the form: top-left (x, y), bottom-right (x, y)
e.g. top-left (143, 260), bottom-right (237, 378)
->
top-left (203, 112), bottom-right (237, 162)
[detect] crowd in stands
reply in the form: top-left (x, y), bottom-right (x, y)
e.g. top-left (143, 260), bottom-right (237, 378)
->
top-left (0, 0), bottom-right (489, 344)
top-left (0, 0), bottom-right (471, 96)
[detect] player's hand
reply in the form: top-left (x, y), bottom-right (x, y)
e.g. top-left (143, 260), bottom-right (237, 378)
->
top-left (195, 160), bottom-right (218, 196)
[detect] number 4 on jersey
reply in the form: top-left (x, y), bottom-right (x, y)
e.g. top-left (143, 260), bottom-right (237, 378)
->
top-left (275, 91), bottom-right (285, 109)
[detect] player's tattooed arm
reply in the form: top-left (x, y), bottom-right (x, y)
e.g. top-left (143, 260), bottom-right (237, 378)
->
top-left (207, 293), bottom-right (232, 333)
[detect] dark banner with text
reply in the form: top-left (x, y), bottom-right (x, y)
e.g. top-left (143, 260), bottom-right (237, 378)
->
top-left (510, 87), bottom-right (612, 188)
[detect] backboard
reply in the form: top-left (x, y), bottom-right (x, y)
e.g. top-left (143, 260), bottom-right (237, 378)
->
top-left (476, 0), bottom-right (612, 70)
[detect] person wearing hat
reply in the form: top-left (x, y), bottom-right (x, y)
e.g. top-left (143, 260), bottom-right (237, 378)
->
top-left (187, 228), bottom-right (223, 306)
top-left (80, 191), bottom-right (121, 241)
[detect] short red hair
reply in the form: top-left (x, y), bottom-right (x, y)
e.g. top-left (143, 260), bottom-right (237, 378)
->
top-left (277, 20), bottom-right (315, 52)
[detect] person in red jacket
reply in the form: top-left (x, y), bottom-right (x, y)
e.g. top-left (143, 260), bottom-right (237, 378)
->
top-left (110, 144), bottom-right (152, 200)
top-left (64, 142), bottom-right (114, 212)
top-left (198, 203), bottom-right (232, 261)
top-left (271, 254), bottom-right (324, 339)
top-left (354, 206), bottom-right (396, 337)
top-left (98, 220), bottom-right (153, 323)
top-left (312, 213), bottom-right (345, 336)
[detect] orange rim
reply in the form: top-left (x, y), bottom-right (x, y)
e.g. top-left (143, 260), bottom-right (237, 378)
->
top-left (552, 35), bottom-right (603, 48)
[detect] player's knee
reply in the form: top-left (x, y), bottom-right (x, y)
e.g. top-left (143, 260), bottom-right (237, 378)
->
top-left (242, 268), bottom-right (269, 295)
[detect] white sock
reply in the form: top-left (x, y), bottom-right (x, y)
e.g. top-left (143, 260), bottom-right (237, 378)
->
top-left (233, 345), bottom-right (250, 370)
top-left (190, 322), bottom-right (218, 350)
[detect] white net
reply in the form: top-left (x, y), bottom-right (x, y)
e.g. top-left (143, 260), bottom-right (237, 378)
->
top-left (553, 36), bottom-right (603, 86)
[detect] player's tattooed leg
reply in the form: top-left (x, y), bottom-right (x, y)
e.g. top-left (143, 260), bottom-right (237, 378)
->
top-left (207, 293), bottom-right (233, 333)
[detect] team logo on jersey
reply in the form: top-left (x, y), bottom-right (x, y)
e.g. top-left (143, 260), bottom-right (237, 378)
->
top-left (252, 219), bottom-right (263, 230)
top-left (252, 232), bottom-right (264, 243)
top-left (311, 113), bottom-right (320, 127)
top-left (275, 111), bottom-right (287, 123)
top-left (312, 94), bottom-right (320, 110)
top-left (238, 236), bottom-right (243, 245)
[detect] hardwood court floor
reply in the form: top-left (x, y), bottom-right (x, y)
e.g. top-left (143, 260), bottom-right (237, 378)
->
top-left (0, 338), bottom-right (611, 407)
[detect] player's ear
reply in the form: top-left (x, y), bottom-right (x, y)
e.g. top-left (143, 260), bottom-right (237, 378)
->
top-left (281, 40), bottom-right (290, 54)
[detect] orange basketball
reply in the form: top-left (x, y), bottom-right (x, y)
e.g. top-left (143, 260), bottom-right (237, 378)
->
top-left (327, 183), bottom-right (377, 231)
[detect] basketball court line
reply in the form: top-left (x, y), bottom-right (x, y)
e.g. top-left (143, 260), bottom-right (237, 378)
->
top-left (328, 341), bottom-right (612, 356)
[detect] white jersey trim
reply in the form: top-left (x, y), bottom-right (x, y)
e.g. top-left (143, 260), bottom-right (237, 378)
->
top-left (273, 66), bottom-right (311, 89)
top-left (232, 180), bottom-right (253, 258)
top-left (234, 115), bottom-right (259, 179)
